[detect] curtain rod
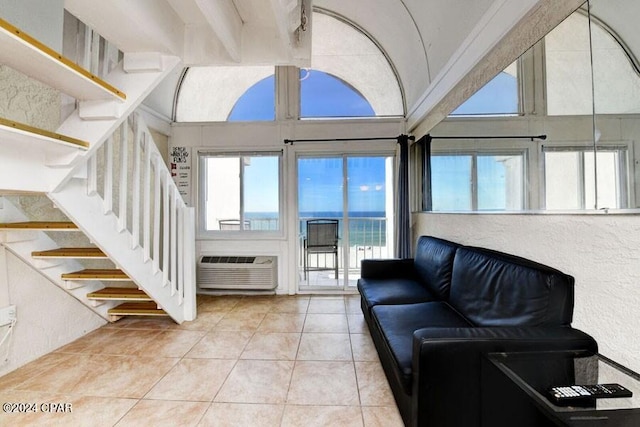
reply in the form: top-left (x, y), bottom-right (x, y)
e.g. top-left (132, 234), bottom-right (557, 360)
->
top-left (426, 133), bottom-right (547, 142)
top-left (283, 134), bottom-right (415, 145)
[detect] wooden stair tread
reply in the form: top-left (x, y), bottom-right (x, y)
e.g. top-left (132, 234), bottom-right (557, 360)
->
top-left (108, 302), bottom-right (168, 316)
top-left (0, 17), bottom-right (126, 102)
top-left (61, 269), bottom-right (129, 280)
top-left (0, 221), bottom-right (78, 230)
top-left (87, 287), bottom-right (151, 301)
top-left (32, 247), bottom-right (106, 258)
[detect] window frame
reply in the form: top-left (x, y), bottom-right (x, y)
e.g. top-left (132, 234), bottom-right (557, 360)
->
top-left (198, 150), bottom-right (284, 238)
top-left (430, 149), bottom-right (528, 211)
top-left (541, 143), bottom-right (630, 210)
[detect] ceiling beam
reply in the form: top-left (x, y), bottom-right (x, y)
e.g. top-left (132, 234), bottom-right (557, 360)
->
top-left (408, 0), bottom-right (585, 135)
top-left (65, 0), bottom-right (184, 56)
top-left (194, 0), bottom-right (243, 63)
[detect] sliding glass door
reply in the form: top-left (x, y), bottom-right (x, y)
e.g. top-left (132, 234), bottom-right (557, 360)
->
top-left (298, 155), bottom-right (394, 290)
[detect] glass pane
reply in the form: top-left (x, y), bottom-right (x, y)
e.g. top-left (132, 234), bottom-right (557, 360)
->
top-left (432, 155), bottom-right (472, 211)
top-left (300, 69), bottom-right (375, 118)
top-left (243, 156), bottom-right (280, 230)
top-left (228, 76), bottom-right (275, 121)
top-left (298, 157), bottom-right (344, 218)
top-left (176, 66), bottom-right (274, 122)
top-left (545, 13), bottom-right (594, 116)
top-left (593, 151), bottom-right (621, 209)
top-left (450, 63), bottom-right (519, 116)
top-left (205, 157), bottom-right (240, 230)
top-left (347, 157), bottom-right (393, 266)
top-left (477, 154), bottom-right (524, 210)
top-left (545, 152), bottom-right (582, 209)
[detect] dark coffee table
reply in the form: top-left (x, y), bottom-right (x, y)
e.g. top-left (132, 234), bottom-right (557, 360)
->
top-left (482, 350), bottom-right (640, 426)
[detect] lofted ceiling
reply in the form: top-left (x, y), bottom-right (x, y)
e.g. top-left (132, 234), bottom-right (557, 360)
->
top-left (64, 0), bottom-right (585, 130)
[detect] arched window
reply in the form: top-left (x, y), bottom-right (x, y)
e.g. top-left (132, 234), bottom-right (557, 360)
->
top-left (175, 66), bottom-right (274, 122)
top-left (228, 75), bottom-right (276, 121)
top-left (174, 12), bottom-right (403, 121)
top-left (300, 69), bottom-right (375, 118)
top-left (546, 12), bottom-right (640, 115)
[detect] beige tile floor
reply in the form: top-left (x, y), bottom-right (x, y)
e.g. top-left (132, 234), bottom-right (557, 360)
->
top-left (0, 295), bottom-right (404, 427)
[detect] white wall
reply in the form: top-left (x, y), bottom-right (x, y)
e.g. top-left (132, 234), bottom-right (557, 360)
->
top-left (0, 251), bottom-right (105, 376)
top-left (413, 212), bottom-right (640, 373)
top-left (172, 119), bottom-right (405, 294)
top-left (0, 0), bottom-right (64, 51)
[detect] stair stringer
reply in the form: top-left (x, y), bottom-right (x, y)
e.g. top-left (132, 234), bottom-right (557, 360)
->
top-left (48, 178), bottom-right (191, 324)
top-left (0, 197), bottom-right (118, 319)
top-left (0, 54), bottom-right (182, 195)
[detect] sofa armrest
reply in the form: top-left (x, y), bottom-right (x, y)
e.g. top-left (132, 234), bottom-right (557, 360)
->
top-left (360, 258), bottom-right (416, 279)
top-left (410, 326), bottom-right (597, 427)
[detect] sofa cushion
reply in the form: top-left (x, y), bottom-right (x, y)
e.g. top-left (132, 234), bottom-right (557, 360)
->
top-left (358, 278), bottom-right (438, 313)
top-left (371, 302), bottom-right (472, 394)
top-left (449, 247), bottom-right (575, 327)
top-left (414, 236), bottom-right (460, 300)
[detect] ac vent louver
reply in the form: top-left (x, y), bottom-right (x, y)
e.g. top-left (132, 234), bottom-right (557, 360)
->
top-left (201, 256), bottom-right (256, 264)
top-left (197, 255), bottom-right (277, 290)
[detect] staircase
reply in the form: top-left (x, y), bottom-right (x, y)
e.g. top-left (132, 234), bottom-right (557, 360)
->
top-left (0, 16), bottom-right (196, 323)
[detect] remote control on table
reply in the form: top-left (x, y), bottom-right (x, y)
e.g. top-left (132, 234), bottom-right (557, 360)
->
top-left (548, 383), bottom-right (633, 405)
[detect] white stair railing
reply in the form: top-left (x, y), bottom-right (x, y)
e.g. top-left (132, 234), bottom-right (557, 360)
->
top-left (83, 111), bottom-right (196, 321)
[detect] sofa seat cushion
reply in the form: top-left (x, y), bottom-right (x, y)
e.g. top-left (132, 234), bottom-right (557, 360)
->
top-left (358, 278), bottom-right (438, 313)
top-left (371, 301), bottom-right (472, 394)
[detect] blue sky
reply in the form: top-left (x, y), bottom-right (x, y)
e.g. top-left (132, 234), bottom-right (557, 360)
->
top-left (227, 68), bottom-right (518, 213)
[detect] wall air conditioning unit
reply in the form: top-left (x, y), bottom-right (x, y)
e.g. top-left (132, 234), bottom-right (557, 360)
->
top-left (197, 256), bottom-right (277, 291)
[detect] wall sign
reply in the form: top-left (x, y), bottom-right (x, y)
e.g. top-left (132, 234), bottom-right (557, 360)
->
top-left (170, 146), bottom-right (192, 205)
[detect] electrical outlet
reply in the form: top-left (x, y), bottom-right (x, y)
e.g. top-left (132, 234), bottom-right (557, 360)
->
top-left (0, 305), bottom-right (16, 326)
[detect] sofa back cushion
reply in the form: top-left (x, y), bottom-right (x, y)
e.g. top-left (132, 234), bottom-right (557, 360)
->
top-left (414, 236), bottom-right (460, 300)
top-left (449, 247), bottom-right (574, 326)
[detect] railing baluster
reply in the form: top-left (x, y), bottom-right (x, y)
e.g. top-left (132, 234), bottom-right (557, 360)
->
top-left (174, 207), bottom-right (182, 297)
top-left (152, 155), bottom-right (161, 273)
top-left (131, 120), bottom-right (142, 249)
top-left (87, 152), bottom-right (97, 196)
top-left (183, 207), bottom-right (197, 320)
top-left (118, 123), bottom-right (128, 232)
top-left (162, 176), bottom-right (170, 286)
top-left (103, 136), bottom-right (113, 214)
top-left (171, 191), bottom-right (178, 292)
top-left (142, 132), bottom-right (151, 262)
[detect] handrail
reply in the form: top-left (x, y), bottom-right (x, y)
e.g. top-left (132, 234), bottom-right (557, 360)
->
top-left (84, 111), bottom-right (196, 321)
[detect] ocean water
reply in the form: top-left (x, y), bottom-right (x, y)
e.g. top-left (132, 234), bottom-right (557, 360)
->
top-left (245, 211), bottom-right (388, 246)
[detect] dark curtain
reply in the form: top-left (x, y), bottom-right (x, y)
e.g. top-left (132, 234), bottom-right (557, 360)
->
top-left (418, 134), bottom-right (433, 211)
top-left (395, 135), bottom-right (411, 258)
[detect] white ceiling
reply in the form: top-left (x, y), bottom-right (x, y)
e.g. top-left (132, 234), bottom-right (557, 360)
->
top-left (64, 0), bottom-right (587, 130)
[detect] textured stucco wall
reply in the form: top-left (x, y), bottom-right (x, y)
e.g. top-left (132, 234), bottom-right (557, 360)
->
top-left (0, 252), bottom-right (105, 376)
top-left (413, 212), bottom-right (640, 373)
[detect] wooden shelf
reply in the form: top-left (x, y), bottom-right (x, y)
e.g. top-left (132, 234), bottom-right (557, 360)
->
top-left (0, 221), bottom-right (78, 230)
top-left (0, 17), bottom-right (126, 101)
top-left (87, 287), bottom-right (152, 301)
top-left (61, 269), bottom-right (129, 281)
top-left (32, 247), bottom-right (106, 259)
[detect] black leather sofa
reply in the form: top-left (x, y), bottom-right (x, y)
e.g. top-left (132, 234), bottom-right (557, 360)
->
top-left (357, 236), bottom-right (598, 427)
